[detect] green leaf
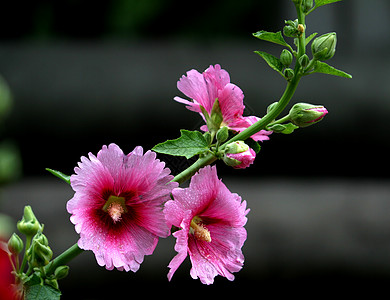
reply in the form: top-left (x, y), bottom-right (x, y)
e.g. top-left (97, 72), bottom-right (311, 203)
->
top-left (307, 0), bottom-right (343, 14)
top-left (45, 168), bottom-right (71, 184)
top-left (253, 30), bottom-right (290, 48)
top-left (152, 130), bottom-right (209, 159)
top-left (305, 32), bottom-right (318, 46)
top-left (25, 284), bottom-right (61, 300)
top-left (254, 51), bottom-right (285, 78)
top-left (312, 61), bottom-right (352, 78)
top-left (314, 0), bottom-right (343, 9)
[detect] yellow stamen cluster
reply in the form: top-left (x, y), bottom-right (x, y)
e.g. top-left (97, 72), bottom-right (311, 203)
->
top-left (190, 217), bottom-right (211, 242)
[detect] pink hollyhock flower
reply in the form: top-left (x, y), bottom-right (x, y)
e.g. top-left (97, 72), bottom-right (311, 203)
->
top-left (164, 166), bottom-right (249, 284)
top-left (67, 144), bottom-right (178, 272)
top-left (174, 64), bottom-right (272, 141)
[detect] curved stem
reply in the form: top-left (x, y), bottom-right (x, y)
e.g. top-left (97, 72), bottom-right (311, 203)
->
top-left (44, 243), bottom-right (83, 276)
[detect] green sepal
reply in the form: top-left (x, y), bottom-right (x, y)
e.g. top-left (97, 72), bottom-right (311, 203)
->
top-left (253, 30), bottom-right (290, 48)
top-left (152, 130), bottom-right (209, 159)
top-left (254, 51), bottom-right (285, 78)
top-left (267, 123), bottom-right (299, 134)
top-left (45, 168), bottom-right (71, 184)
top-left (312, 61), bottom-right (352, 78)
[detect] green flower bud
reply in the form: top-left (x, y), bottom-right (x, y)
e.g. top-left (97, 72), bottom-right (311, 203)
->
top-left (17, 206), bottom-right (42, 237)
top-left (54, 265), bottom-right (70, 280)
top-left (266, 102), bottom-right (278, 114)
top-left (27, 232), bottom-right (53, 267)
top-left (298, 54), bottom-right (310, 69)
top-left (284, 68), bottom-right (294, 81)
top-left (289, 103), bottom-right (329, 128)
top-left (216, 126), bottom-right (229, 143)
top-left (8, 233), bottom-right (24, 255)
top-left (283, 19), bottom-right (299, 38)
top-left (311, 32), bottom-right (337, 61)
top-left (224, 141), bottom-right (249, 155)
top-left (280, 49), bottom-right (293, 67)
top-left (301, 0), bottom-right (314, 13)
top-left (203, 131), bottom-right (212, 145)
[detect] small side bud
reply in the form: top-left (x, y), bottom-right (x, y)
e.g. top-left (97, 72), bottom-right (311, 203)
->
top-left (17, 206), bottom-right (42, 237)
top-left (311, 32), bottom-right (337, 61)
top-left (289, 103), bottom-right (328, 127)
top-left (216, 126), bottom-right (229, 143)
top-left (203, 131), bottom-right (212, 145)
top-left (298, 54), bottom-right (310, 69)
top-left (284, 68), bottom-right (294, 81)
top-left (280, 49), bottom-right (293, 67)
top-left (267, 102), bottom-right (278, 114)
top-left (54, 265), bottom-right (70, 280)
top-left (8, 233), bottom-right (24, 256)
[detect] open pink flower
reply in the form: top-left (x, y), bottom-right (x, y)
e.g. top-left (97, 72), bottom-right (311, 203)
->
top-left (174, 64), bottom-right (272, 141)
top-left (67, 144), bottom-right (177, 272)
top-left (164, 166), bottom-right (249, 284)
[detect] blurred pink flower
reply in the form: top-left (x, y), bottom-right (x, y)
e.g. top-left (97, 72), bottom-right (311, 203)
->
top-left (67, 144), bottom-right (177, 272)
top-left (164, 166), bottom-right (249, 284)
top-left (0, 246), bottom-right (15, 300)
top-left (174, 64), bottom-right (272, 141)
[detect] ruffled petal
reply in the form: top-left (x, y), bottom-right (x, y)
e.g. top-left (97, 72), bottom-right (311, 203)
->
top-left (228, 116), bottom-right (273, 142)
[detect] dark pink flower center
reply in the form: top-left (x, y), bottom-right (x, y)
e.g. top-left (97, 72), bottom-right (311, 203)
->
top-left (102, 195), bottom-right (128, 224)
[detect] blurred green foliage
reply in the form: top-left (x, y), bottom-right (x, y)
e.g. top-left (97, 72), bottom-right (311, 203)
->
top-left (0, 0), bottom-right (281, 40)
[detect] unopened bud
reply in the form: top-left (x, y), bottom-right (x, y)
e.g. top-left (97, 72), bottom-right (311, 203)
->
top-left (298, 54), bottom-right (310, 69)
top-left (311, 32), bottom-right (337, 61)
top-left (284, 68), bottom-right (294, 81)
top-left (27, 232), bottom-right (53, 267)
top-left (8, 233), bottom-right (24, 255)
top-left (17, 206), bottom-right (42, 237)
top-left (289, 103), bottom-right (328, 127)
top-left (283, 19), bottom-right (299, 38)
top-left (223, 141), bottom-right (256, 169)
top-left (216, 126), bottom-right (229, 143)
top-left (54, 265), bottom-right (69, 280)
top-left (280, 49), bottom-right (293, 67)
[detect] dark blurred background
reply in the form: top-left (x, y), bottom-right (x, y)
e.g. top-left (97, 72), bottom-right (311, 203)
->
top-left (1, 0), bottom-right (390, 298)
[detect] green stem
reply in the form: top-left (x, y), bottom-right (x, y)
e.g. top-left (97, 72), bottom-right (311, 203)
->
top-left (44, 243), bottom-right (83, 276)
top-left (172, 153), bottom-right (217, 184)
top-left (267, 114), bottom-right (291, 127)
top-left (19, 236), bottom-right (32, 274)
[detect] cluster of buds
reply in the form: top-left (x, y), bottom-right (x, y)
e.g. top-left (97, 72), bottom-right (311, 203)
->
top-left (7, 206), bottom-right (69, 295)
